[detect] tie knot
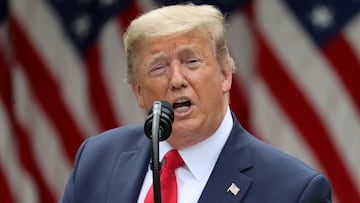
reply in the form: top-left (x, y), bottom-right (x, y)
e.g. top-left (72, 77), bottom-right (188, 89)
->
top-left (163, 150), bottom-right (184, 170)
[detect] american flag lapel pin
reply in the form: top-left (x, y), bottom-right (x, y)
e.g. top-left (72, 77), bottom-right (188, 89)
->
top-left (227, 183), bottom-right (240, 196)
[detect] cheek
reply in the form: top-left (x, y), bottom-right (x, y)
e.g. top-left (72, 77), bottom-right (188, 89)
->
top-left (138, 79), bottom-right (170, 104)
top-left (193, 76), bottom-right (222, 104)
top-left (145, 79), bottom-right (168, 94)
top-left (131, 82), bottom-right (145, 108)
top-left (201, 71), bottom-right (223, 90)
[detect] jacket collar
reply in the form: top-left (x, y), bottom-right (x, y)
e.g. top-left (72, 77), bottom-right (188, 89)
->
top-left (198, 113), bottom-right (254, 203)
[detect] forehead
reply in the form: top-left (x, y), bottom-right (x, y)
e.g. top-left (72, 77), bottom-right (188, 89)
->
top-left (139, 31), bottom-right (214, 58)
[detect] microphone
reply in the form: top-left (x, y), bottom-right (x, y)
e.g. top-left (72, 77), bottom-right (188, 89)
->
top-left (144, 100), bottom-right (174, 203)
top-left (144, 100), bottom-right (174, 141)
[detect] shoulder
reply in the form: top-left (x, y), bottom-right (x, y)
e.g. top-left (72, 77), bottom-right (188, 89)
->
top-left (74, 125), bottom-right (148, 169)
top-left (228, 114), bottom-right (332, 201)
top-left (246, 132), bottom-right (332, 202)
top-left (85, 125), bottom-right (145, 150)
top-left (71, 124), bottom-right (149, 178)
top-left (247, 133), bottom-right (317, 176)
top-left (61, 125), bottom-right (151, 202)
top-left (230, 114), bottom-right (321, 178)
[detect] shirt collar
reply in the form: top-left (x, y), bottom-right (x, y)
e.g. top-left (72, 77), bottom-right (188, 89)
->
top-left (160, 106), bottom-right (233, 181)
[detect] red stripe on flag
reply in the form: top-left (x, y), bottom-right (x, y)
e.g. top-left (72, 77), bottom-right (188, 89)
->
top-left (0, 165), bottom-right (15, 203)
top-left (255, 28), bottom-right (360, 203)
top-left (84, 45), bottom-right (120, 130)
top-left (0, 48), bottom-right (11, 101)
top-left (0, 48), bottom-right (56, 203)
top-left (10, 17), bottom-right (85, 162)
top-left (0, 48), bottom-right (16, 203)
top-left (322, 34), bottom-right (360, 115)
top-left (230, 78), bottom-right (251, 131)
top-left (116, 1), bottom-right (143, 31)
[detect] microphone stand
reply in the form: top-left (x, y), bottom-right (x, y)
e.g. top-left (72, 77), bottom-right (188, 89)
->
top-left (150, 103), bottom-right (162, 203)
top-left (145, 100), bottom-right (174, 203)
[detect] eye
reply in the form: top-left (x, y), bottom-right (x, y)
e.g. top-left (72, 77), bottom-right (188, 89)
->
top-left (149, 64), bottom-right (168, 76)
top-left (188, 59), bottom-right (200, 63)
top-left (184, 58), bottom-right (202, 69)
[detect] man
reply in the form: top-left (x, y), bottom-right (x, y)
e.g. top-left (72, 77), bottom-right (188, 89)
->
top-left (59, 4), bottom-right (332, 203)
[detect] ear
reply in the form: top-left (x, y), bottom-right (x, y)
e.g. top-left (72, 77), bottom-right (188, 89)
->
top-left (221, 67), bottom-right (233, 93)
top-left (131, 79), bottom-right (145, 109)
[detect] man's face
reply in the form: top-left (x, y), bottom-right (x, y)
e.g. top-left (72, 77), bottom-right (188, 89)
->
top-left (131, 31), bottom-right (232, 148)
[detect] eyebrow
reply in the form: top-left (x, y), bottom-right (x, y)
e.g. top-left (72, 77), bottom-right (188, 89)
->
top-left (177, 46), bottom-right (202, 57)
top-left (143, 53), bottom-right (166, 68)
top-left (143, 45), bottom-right (203, 67)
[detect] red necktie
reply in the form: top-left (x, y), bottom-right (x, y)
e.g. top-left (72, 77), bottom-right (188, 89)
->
top-left (144, 149), bottom-right (184, 203)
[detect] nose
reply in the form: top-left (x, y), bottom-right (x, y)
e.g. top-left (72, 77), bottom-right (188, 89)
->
top-left (169, 62), bottom-right (188, 89)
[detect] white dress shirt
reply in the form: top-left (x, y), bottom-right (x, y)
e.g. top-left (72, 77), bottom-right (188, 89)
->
top-left (137, 107), bottom-right (233, 203)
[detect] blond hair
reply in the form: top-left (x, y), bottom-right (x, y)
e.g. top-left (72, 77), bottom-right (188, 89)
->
top-left (123, 3), bottom-right (236, 83)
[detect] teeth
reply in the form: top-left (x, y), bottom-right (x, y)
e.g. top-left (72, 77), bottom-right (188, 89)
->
top-left (174, 98), bottom-right (189, 103)
top-left (173, 98), bottom-right (191, 113)
top-left (174, 106), bottom-right (190, 112)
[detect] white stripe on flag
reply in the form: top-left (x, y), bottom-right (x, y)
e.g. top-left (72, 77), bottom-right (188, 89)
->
top-left (138, 0), bottom-right (158, 11)
top-left (0, 99), bottom-right (39, 203)
top-left (100, 19), bottom-right (146, 125)
top-left (345, 11), bottom-right (360, 58)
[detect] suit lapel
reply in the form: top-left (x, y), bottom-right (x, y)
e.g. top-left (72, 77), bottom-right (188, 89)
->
top-left (106, 136), bottom-right (151, 203)
top-left (198, 114), bottom-right (254, 203)
top-left (198, 166), bottom-right (252, 203)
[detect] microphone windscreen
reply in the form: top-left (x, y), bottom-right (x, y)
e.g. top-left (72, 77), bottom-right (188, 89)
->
top-left (144, 100), bottom-right (174, 141)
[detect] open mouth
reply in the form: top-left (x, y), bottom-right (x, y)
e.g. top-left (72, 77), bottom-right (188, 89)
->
top-left (173, 98), bottom-right (192, 113)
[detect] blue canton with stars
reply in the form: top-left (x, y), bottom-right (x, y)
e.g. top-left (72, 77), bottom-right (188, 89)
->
top-left (0, 0), bottom-right (8, 24)
top-left (284, 0), bottom-right (360, 47)
top-left (46, 0), bottom-right (132, 56)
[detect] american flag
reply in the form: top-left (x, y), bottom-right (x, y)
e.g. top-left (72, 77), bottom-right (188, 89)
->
top-left (0, 0), bottom-right (359, 202)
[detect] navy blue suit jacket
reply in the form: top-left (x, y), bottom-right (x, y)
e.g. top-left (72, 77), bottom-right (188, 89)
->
top-left (59, 113), bottom-right (332, 202)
